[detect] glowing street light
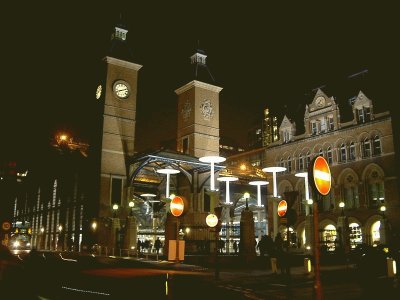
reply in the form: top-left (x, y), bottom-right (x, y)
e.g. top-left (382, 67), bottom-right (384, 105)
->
top-left (129, 200), bottom-right (135, 216)
top-left (249, 180), bottom-right (269, 239)
top-left (262, 167), bottom-right (286, 197)
top-left (217, 176), bottom-right (238, 204)
top-left (199, 156), bottom-right (226, 191)
top-left (157, 168), bottom-right (180, 199)
top-left (243, 192), bottom-right (250, 209)
top-left (112, 204), bottom-right (119, 217)
top-left (91, 221), bottom-right (97, 231)
top-left (249, 181), bottom-right (269, 207)
top-left (296, 172), bottom-right (310, 215)
top-left (339, 201), bottom-right (345, 216)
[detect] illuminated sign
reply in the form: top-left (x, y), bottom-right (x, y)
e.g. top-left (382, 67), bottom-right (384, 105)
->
top-left (310, 156), bottom-right (331, 196)
top-left (277, 200), bottom-right (288, 217)
top-left (170, 196), bottom-right (184, 217)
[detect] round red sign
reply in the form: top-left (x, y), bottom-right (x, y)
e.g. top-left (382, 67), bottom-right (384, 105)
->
top-left (170, 196), bottom-right (184, 217)
top-left (277, 200), bottom-right (288, 217)
top-left (2, 221), bottom-right (11, 231)
top-left (312, 156), bottom-right (331, 196)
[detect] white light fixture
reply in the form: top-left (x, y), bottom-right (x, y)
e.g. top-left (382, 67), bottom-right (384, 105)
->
top-left (217, 176), bottom-right (238, 204)
top-left (262, 167), bottom-right (286, 197)
top-left (339, 202), bottom-right (345, 208)
top-left (157, 168), bottom-right (180, 198)
top-left (249, 180), bottom-right (269, 207)
top-left (199, 156), bottom-right (226, 191)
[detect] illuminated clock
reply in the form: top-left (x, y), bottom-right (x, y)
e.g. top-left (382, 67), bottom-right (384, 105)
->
top-left (316, 96), bottom-right (325, 107)
top-left (113, 80), bottom-right (130, 99)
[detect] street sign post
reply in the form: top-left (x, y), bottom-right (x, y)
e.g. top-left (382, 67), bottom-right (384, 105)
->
top-left (308, 156), bottom-right (332, 300)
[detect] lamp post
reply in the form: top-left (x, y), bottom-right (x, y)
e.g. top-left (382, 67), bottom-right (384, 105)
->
top-left (339, 201), bottom-right (345, 216)
top-left (295, 172), bottom-right (310, 215)
top-left (243, 192), bottom-right (250, 209)
top-left (156, 168), bottom-right (180, 199)
top-left (262, 166), bottom-right (286, 238)
top-left (112, 204), bottom-right (119, 218)
top-left (249, 180), bottom-right (269, 240)
top-left (380, 205), bottom-right (386, 218)
top-left (199, 156), bottom-right (226, 191)
top-left (129, 201), bottom-right (135, 216)
top-left (217, 176), bottom-right (238, 204)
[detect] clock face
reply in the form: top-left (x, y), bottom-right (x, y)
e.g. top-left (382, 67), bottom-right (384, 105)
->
top-left (316, 96), bottom-right (325, 107)
top-left (113, 81), bottom-right (130, 99)
top-left (96, 85), bottom-right (102, 99)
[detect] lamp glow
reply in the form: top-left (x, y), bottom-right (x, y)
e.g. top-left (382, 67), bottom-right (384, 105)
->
top-left (206, 214), bottom-right (218, 227)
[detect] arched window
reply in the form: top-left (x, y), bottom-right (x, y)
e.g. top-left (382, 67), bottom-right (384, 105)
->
top-left (327, 147), bottom-right (333, 164)
top-left (367, 170), bottom-right (385, 207)
top-left (298, 154), bottom-right (304, 170)
top-left (340, 144), bottom-right (347, 162)
top-left (323, 224), bottom-right (337, 251)
top-left (343, 174), bottom-right (359, 209)
top-left (371, 221), bottom-right (381, 245)
top-left (362, 138), bottom-right (371, 158)
top-left (349, 142), bottom-right (356, 161)
top-left (287, 156), bottom-right (292, 173)
top-left (349, 223), bottom-right (362, 249)
top-left (306, 151), bottom-right (311, 168)
top-left (318, 148), bottom-right (323, 157)
top-left (373, 136), bottom-right (381, 156)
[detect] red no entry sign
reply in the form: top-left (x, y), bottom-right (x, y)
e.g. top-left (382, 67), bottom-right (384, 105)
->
top-left (170, 196), bottom-right (184, 217)
top-left (277, 200), bottom-right (287, 217)
top-left (311, 156), bottom-right (331, 196)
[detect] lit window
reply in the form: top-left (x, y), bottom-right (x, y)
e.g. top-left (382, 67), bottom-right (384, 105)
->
top-left (327, 147), bottom-right (333, 164)
top-left (358, 108), bottom-right (365, 123)
top-left (363, 138), bottom-right (371, 158)
top-left (349, 142), bottom-right (356, 161)
top-left (340, 144), bottom-right (347, 162)
top-left (298, 154), bottom-right (304, 170)
top-left (371, 221), bottom-right (381, 244)
top-left (373, 136), bottom-right (381, 156)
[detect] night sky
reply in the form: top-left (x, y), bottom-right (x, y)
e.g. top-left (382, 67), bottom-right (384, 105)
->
top-left (1, 2), bottom-right (397, 165)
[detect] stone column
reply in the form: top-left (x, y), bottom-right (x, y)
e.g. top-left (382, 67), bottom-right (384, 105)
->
top-left (123, 216), bottom-right (137, 254)
top-left (380, 217), bottom-right (389, 244)
top-left (337, 216), bottom-right (350, 254)
top-left (239, 207), bottom-right (256, 263)
top-left (272, 197), bottom-right (279, 238)
top-left (110, 218), bottom-right (120, 255)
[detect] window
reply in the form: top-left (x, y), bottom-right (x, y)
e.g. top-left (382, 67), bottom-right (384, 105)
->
top-left (182, 137), bottom-right (189, 154)
top-left (320, 117), bottom-right (327, 133)
top-left (373, 136), bottom-right (381, 156)
top-left (287, 156), bottom-right (292, 173)
top-left (368, 181), bottom-right (384, 207)
top-left (319, 148), bottom-right (323, 157)
top-left (349, 223), bottom-right (362, 249)
top-left (327, 147), bottom-right (333, 164)
top-left (298, 154), bottom-right (304, 170)
top-left (306, 152), bottom-right (311, 168)
top-left (365, 107), bottom-right (371, 122)
top-left (357, 108), bottom-right (365, 123)
top-left (311, 122), bottom-right (317, 135)
top-left (349, 142), bottom-right (356, 161)
top-left (280, 158), bottom-right (284, 169)
top-left (362, 138), bottom-right (371, 158)
top-left (283, 130), bottom-right (290, 143)
top-left (328, 116), bottom-right (334, 131)
top-left (340, 144), bottom-right (346, 162)
top-left (111, 177), bottom-right (122, 205)
top-left (371, 221), bottom-right (381, 245)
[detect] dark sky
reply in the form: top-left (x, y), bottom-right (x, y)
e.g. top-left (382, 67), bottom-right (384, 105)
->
top-left (1, 2), bottom-right (398, 163)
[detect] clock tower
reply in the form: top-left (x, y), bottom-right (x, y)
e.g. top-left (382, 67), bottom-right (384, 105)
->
top-left (97, 21), bottom-right (142, 218)
top-left (175, 48), bottom-right (223, 158)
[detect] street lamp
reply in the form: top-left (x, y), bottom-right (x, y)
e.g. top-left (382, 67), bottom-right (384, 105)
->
top-left (295, 172), bottom-right (311, 215)
top-left (91, 221), bottom-right (97, 231)
top-left (112, 204), bottom-right (119, 218)
top-left (380, 205), bottom-right (386, 218)
top-left (199, 156), bottom-right (226, 191)
top-left (217, 176), bottom-right (238, 204)
top-left (157, 168), bottom-right (180, 199)
top-left (243, 192), bottom-right (250, 209)
top-left (129, 201), bottom-right (135, 216)
top-left (339, 201), bottom-right (345, 216)
top-left (262, 166), bottom-right (286, 238)
top-left (249, 180), bottom-right (269, 240)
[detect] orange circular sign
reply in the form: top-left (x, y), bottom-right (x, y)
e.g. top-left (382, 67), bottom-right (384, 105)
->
top-left (170, 196), bottom-right (184, 217)
top-left (312, 156), bottom-right (331, 196)
top-left (2, 221), bottom-right (11, 231)
top-left (277, 200), bottom-right (287, 217)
